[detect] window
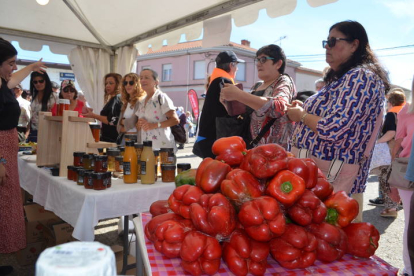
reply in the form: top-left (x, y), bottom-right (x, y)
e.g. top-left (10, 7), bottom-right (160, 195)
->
top-left (194, 60), bottom-right (206, 80)
top-left (235, 62), bottom-right (246, 82)
top-left (162, 64), bottom-right (172, 81)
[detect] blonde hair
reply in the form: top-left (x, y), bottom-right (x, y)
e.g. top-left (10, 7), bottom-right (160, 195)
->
top-left (121, 73), bottom-right (145, 112)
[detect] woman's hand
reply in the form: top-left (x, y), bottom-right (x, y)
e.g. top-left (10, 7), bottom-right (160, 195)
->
top-left (220, 83), bottom-right (243, 102)
top-left (287, 106), bottom-right (306, 122)
top-left (82, 108), bottom-right (95, 118)
top-left (0, 163), bottom-right (7, 186)
top-left (30, 58), bottom-right (47, 74)
top-left (137, 118), bottom-right (156, 131)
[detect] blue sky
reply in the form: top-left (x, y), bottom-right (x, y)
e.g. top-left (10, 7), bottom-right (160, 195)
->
top-left (13, 0), bottom-right (414, 89)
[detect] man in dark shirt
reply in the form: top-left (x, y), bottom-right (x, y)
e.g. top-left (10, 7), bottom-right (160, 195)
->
top-left (193, 50), bottom-right (244, 158)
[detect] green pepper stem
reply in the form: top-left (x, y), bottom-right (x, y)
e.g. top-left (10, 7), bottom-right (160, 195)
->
top-left (370, 237), bottom-right (377, 249)
top-left (281, 181), bottom-right (293, 193)
top-left (325, 208), bottom-right (339, 225)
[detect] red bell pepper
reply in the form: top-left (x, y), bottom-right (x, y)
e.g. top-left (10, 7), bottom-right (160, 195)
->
top-left (149, 200), bottom-right (171, 217)
top-left (222, 229), bottom-right (270, 276)
top-left (220, 169), bottom-right (264, 207)
top-left (270, 224), bottom-right (317, 269)
top-left (287, 158), bottom-right (318, 189)
top-left (180, 230), bottom-right (222, 276)
top-left (145, 213), bottom-right (193, 243)
top-left (287, 190), bottom-right (327, 226)
top-left (196, 157), bottom-right (231, 193)
top-left (238, 196), bottom-right (285, 242)
top-left (310, 173), bottom-right (334, 201)
top-left (151, 219), bottom-right (193, 258)
top-left (212, 136), bottom-right (247, 167)
top-left (240, 144), bottom-right (288, 179)
top-left (307, 222), bottom-right (347, 263)
top-left (190, 193), bottom-right (236, 239)
top-left (168, 185), bottom-right (204, 219)
top-left (266, 170), bottom-right (306, 207)
top-left (324, 191), bottom-right (359, 228)
top-left (343, 222), bottom-right (380, 258)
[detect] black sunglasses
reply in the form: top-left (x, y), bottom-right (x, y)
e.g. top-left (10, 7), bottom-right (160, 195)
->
top-left (254, 56), bottom-right (275, 64)
top-left (123, 81), bottom-right (135, 86)
top-left (322, 37), bottom-right (352, 48)
top-left (63, 88), bottom-right (76, 93)
top-left (33, 79), bottom-right (45, 84)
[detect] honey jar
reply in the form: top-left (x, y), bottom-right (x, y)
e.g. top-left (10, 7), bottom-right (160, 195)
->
top-left (118, 146), bottom-right (125, 157)
top-left (92, 172), bottom-right (106, 190)
top-left (177, 163), bottom-right (191, 174)
top-left (115, 156), bottom-right (123, 172)
top-left (89, 124), bottom-right (101, 142)
top-left (161, 164), bottom-right (176, 182)
top-left (77, 168), bottom-right (86, 186)
top-left (73, 151), bottom-right (85, 167)
top-left (82, 154), bottom-right (94, 170)
top-left (94, 155), bottom-right (108, 172)
top-left (107, 148), bottom-right (120, 172)
top-left (159, 148), bottom-right (172, 164)
top-left (104, 171), bottom-right (112, 188)
top-left (83, 170), bottom-right (94, 189)
top-left (67, 165), bottom-right (75, 181)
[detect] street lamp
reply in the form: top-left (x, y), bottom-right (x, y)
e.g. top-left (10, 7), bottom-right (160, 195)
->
top-left (274, 36), bottom-right (287, 47)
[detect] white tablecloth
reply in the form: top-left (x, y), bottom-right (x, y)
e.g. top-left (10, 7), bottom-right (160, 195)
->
top-left (18, 155), bottom-right (175, 241)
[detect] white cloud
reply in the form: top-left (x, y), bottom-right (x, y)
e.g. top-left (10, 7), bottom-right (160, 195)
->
top-left (380, 0), bottom-right (414, 18)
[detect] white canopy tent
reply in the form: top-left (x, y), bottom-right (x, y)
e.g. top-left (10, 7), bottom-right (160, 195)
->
top-left (0, 0), bottom-right (337, 111)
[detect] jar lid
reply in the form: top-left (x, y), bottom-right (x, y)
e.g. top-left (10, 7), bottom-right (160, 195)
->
top-left (73, 166), bottom-right (84, 172)
top-left (89, 124), bottom-right (101, 129)
top-left (143, 140), bottom-right (152, 147)
top-left (95, 155), bottom-right (108, 161)
top-left (118, 146), bottom-right (125, 151)
top-left (105, 171), bottom-right (112, 177)
top-left (125, 141), bottom-right (134, 147)
top-left (134, 143), bottom-right (143, 149)
top-left (83, 153), bottom-right (93, 159)
top-left (73, 151), bottom-right (85, 157)
top-left (161, 164), bottom-right (176, 171)
top-left (115, 156), bottom-right (124, 161)
top-left (177, 163), bottom-right (191, 170)
top-left (153, 150), bottom-right (159, 156)
top-left (160, 147), bottom-right (173, 152)
top-left (77, 168), bottom-right (86, 175)
top-left (59, 99), bottom-right (70, 104)
top-left (92, 172), bottom-right (106, 179)
top-left (84, 170), bottom-right (94, 177)
top-left (107, 148), bottom-right (120, 156)
top-left (67, 165), bottom-right (75, 170)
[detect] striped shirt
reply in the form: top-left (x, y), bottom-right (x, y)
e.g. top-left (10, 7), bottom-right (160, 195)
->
top-left (290, 67), bottom-right (385, 193)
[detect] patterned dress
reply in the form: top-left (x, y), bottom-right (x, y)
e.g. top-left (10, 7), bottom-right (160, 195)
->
top-left (289, 67), bottom-right (386, 194)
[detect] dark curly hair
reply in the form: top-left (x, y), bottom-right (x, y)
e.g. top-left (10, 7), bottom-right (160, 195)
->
top-left (256, 44), bottom-right (286, 74)
top-left (324, 21), bottom-right (390, 93)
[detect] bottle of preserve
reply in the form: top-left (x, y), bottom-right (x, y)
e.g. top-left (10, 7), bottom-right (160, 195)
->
top-left (140, 141), bottom-right (155, 184)
top-left (123, 141), bottom-right (137, 183)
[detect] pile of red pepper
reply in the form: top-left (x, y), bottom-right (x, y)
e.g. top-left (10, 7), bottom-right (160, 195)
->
top-left (146, 136), bottom-right (380, 276)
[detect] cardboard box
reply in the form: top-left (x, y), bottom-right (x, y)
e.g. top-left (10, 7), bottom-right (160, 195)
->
top-left (43, 221), bottom-right (76, 248)
top-left (15, 241), bottom-right (46, 266)
top-left (24, 204), bottom-right (62, 244)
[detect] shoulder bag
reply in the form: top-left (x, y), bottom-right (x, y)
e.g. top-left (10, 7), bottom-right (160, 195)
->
top-left (157, 95), bottom-right (187, 144)
top-left (388, 157), bottom-right (414, 190)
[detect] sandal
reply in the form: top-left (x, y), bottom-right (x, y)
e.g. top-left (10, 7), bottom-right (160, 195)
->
top-left (380, 208), bottom-right (398, 218)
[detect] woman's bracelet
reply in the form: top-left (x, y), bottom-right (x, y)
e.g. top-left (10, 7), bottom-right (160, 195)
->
top-left (300, 112), bottom-right (308, 124)
top-left (0, 157), bottom-right (6, 165)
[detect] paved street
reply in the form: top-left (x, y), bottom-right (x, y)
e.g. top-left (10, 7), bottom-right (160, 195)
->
top-left (176, 137), bottom-right (406, 273)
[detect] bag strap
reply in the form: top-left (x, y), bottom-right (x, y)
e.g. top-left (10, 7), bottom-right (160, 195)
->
top-left (363, 108), bottom-right (384, 159)
top-left (249, 118), bottom-right (276, 147)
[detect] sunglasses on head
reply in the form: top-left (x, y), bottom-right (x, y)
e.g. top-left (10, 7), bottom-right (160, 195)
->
top-left (254, 56), bottom-right (275, 64)
top-left (322, 37), bottom-right (352, 48)
top-left (123, 80), bottom-right (135, 86)
top-left (33, 79), bottom-right (45, 84)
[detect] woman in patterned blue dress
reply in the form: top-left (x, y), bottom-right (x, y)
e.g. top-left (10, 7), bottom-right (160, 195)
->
top-left (287, 21), bottom-right (390, 221)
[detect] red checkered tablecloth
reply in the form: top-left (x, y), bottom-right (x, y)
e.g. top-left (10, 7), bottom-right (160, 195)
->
top-left (140, 213), bottom-right (398, 276)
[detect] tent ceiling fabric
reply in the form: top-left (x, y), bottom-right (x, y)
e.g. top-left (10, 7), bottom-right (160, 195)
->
top-left (0, 0), bottom-right (337, 55)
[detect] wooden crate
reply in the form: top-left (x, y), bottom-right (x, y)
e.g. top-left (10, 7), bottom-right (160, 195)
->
top-left (36, 110), bottom-right (116, 177)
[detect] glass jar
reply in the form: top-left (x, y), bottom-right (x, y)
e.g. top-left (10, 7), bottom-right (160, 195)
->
top-left (105, 171), bottom-right (112, 188)
top-left (73, 151), bottom-right (85, 167)
top-left (107, 148), bottom-right (120, 172)
top-left (115, 156), bottom-right (123, 172)
top-left (67, 165), bottom-right (75, 181)
top-left (118, 146), bottom-right (125, 157)
top-left (89, 124), bottom-right (101, 142)
top-left (92, 172), bottom-right (106, 190)
top-left (161, 164), bottom-right (176, 182)
top-left (77, 168), bottom-right (86, 186)
top-left (177, 163), bottom-right (191, 174)
top-left (167, 150), bottom-right (176, 165)
top-left (82, 154), bottom-right (94, 170)
top-left (140, 141), bottom-right (155, 184)
top-left (160, 148), bottom-right (172, 164)
top-left (57, 99), bottom-right (70, 116)
top-left (153, 150), bottom-right (161, 180)
top-left (73, 166), bottom-right (83, 183)
top-left (83, 170), bottom-right (94, 189)
top-left (94, 155), bottom-right (108, 172)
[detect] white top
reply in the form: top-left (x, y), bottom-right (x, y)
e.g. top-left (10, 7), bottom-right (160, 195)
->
top-left (135, 89), bottom-right (176, 151)
top-left (124, 102), bottom-right (137, 132)
top-left (30, 93), bottom-right (57, 130)
top-left (16, 96), bottom-right (31, 128)
top-left (35, 241), bottom-right (116, 276)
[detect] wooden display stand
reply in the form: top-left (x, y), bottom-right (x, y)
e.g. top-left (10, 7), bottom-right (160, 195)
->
top-left (36, 110), bottom-right (116, 177)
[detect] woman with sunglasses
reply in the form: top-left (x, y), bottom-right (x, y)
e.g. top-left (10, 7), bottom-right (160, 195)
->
top-left (28, 71), bottom-right (57, 142)
top-left (50, 80), bottom-right (85, 117)
top-left (220, 44), bottom-right (296, 150)
top-left (83, 73), bottom-right (122, 143)
top-left (0, 37), bottom-right (46, 275)
top-left (135, 69), bottom-right (179, 151)
top-left (116, 73), bottom-right (145, 144)
top-left (287, 21), bottom-right (389, 219)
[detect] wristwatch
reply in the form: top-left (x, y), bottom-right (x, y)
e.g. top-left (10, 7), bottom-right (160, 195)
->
top-left (157, 122), bottom-right (161, 128)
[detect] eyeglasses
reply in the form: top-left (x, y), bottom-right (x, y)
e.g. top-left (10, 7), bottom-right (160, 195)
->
top-left (33, 79), bottom-right (45, 84)
top-left (123, 81), bottom-right (135, 86)
top-left (254, 56), bottom-right (275, 64)
top-left (322, 37), bottom-right (352, 48)
top-left (63, 88), bottom-right (76, 93)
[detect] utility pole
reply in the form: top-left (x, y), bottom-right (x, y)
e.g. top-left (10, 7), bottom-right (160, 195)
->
top-left (274, 36), bottom-right (287, 47)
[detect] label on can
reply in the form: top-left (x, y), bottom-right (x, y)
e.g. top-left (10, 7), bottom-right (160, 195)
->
top-left (124, 162), bottom-right (131, 175)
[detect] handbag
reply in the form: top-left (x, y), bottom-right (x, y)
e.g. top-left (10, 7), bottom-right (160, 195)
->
top-left (369, 142), bottom-right (391, 175)
top-left (216, 113), bottom-right (252, 146)
top-left (388, 157), bottom-right (414, 190)
top-left (170, 124), bottom-right (186, 144)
